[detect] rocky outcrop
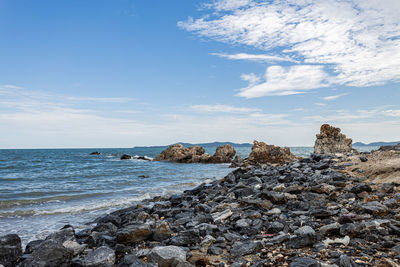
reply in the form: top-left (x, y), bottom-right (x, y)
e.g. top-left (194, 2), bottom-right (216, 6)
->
top-left (314, 124), bottom-right (354, 154)
top-left (120, 154), bottom-right (132, 160)
top-left (207, 144), bottom-right (236, 163)
top-left (154, 143), bottom-right (236, 163)
top-left (154, 144), bottom-right (210, 163)
top-left (247, 140), bottom-right (297, 164)
top-left (378, 143), bottom-right (400, 151)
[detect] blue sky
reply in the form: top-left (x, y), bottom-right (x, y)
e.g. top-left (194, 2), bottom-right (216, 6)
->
top-left (0, 0), bottom-right (399, 148)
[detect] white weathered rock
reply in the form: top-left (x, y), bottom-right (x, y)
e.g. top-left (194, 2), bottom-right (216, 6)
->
top-left (212, 209), bottom-right (232, 223)
top-left (147, 246), bottom-right (186, 267)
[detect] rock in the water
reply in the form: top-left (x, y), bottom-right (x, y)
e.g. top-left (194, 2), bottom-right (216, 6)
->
top-left (90, 152), bottom-right (101, 155)
top-left (247, 140), bottom-right (297, 164)
top-left (116, 223), bottom-right (151, 244)
top-left (153, 144), bottom-right (210, 163)
top-left (208, 144), bottom-right (236, 163)
top-left (0, 234), bottom-right (22, 267)
top-left (314, 124), bottom-right (353, 154)
top-left (82, 246), bottom-right (115, 267)
top-left (20, 240), bottom-right (73, 267)
top-left (120, 154), bottom-right (132, 160)
top-left (147, 246), bottom-right (186, 267)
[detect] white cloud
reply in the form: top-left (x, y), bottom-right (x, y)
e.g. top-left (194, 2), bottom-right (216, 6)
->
top-left (179, 0), bottom-right (400, 95)
top-left (0, 84), bottom-right (23, 89)
top-left (191, 104), bottom-right (260, 113)
top-left (211, 52), bottom-right (298, 63)
top-left (323, 93), bottom-right (348, 101)
top-left (237, 65), bottom-right (330, 97)
top-left (315, 103), bottom-right (326, 107)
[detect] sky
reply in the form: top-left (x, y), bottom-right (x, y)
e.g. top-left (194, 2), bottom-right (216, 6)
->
top-left (0, 0), bottom-right (399, 148)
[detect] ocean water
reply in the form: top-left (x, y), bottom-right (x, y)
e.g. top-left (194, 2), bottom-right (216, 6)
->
top-left (0, 145), bottom-right (376, 245)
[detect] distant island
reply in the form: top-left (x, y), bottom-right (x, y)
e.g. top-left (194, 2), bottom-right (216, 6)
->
top-left (134, 141), bottom-right (252, 149)
top-left (353, 141), bottom-right (400, 147)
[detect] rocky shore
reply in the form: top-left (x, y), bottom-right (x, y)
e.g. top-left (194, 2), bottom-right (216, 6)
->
top-left (1, 125), bottom-right (400, 267)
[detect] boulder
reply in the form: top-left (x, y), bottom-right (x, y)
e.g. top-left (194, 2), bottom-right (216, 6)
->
top-left (147, 246), bottom-right (186, 267)
top-left (208, 144), bottom-right (236, 163)
top-left (116, 223), bottom-right (152, 244)
top-left (20, 240), bottom-right (73, 267)
top-left (0, 234), bottom-right (22, 267)
top-left (154, 144), bottom-right (210, 163)
top-left (314, 124), bottom-right (353, 154)
top-left (82, 246), bottom-right (115, 267)
top-left (247, 140), bottom-right (297, 164)
top-left (90, 152), bottom-right (101, 155)
top-left (120, 154), bottom-right (132, 160)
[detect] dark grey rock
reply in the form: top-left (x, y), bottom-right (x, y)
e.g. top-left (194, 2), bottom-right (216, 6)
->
top-left (350, 183), bottom-right (372, 194)
top-left (20, 240), bottom-right (73, 267)
top-left (82, 246), bottom-right (115, 267)
top-left (230, 241), bottom-right (261, 257)
top-left (290, 257), bottom-right (321, 267)
top-left (25, 239), bottom-right (44, 254)
top-left (287, 226), bottom-right (316, 248)
top-left (147, 246), bottom-right (186, 267)
top-left (208, 245), bottom-right (223, 255)
top-left (116, 223), bottom-right (151, 244)
top-left (0, 234), bottom-right (22, 267)
top-left (117, 254), bottom-right (148, 267)
top-left (338, 254), bottom-right (359, 267)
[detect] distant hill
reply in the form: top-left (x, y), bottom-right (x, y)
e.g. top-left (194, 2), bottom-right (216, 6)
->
top-left (353, 141), bottom-right (400, 147)
top-left (134, 141), bottom-right (252, 149)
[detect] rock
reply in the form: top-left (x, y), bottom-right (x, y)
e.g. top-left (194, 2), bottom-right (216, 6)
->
top-left (338, 254), bottom-right (358, 267)
top-left (116, 223), bottom-right (152, 244)
top-left (120, 154), bottom-right (132, 160)
top-left (62, 240), bottom-right (85, 256)
top-left (319, 223), bottom-right (340, 236)
top-left (359, 156), bottom-right (368, 162)
top-left (152, 221), bottom-right (172, 242)
top-left (90, 152), bottom-right (101, 155)
top-left (45, 226), bottom-right (75, 244)
top-left (323, 236), bottom-right (350, 247)
top-left (362, 201), bottom-right (389, 216)
top-left (170, 229), bottom-right (200, 246)
top-left (208, 144), bottom-right (236, 163)
top-left (378, 143), bottom-right (400, 151)
top-left (212, 209), bottom-right (232, 223)
top-left (82, 246), bottom-right (115, 267)
top-left (248, 140), bottom-right (297, 164)
top-left (290, 257), bottom-right (321, 267)
top-left (20, 240), bottom-right (73, 267)
top-left (153, 144), bottom-right (209, 163)
top-left (350, 183), bottom-right (372, 194)
top-left (230, 241), bottom-right (261, 257)
top-left (0, 234), bottom-right (22, 267)
top-left (287, 226), bottom-right (316, 249)
top-left (230, 155), bottom-right (243, 167)
top-left (147, 246), bottom-right (186, 267)
top-left (25, 240), bottom-right (44, 254)
top-left (117, 254), bottom-right (147, 267)
top-left (314, 124), bottom-right (353, 154)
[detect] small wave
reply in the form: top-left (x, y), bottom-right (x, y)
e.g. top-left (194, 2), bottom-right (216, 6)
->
top-left (0, 193), bottom-right (151, 217)
top-left (0, 193), bottom-right (105, 209)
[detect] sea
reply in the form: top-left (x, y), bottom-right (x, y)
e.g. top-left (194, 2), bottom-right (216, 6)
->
top-left (0, 145), bottom-right (377, 246)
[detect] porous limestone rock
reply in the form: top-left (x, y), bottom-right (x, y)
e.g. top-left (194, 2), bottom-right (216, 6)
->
top-left (314, 124), bottom-right (353, 154)
top-left (247, 140), bottom-right (297, 164)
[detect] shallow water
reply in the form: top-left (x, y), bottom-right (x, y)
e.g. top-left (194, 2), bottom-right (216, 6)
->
top-left (0, 145), bottom-right (375, 245)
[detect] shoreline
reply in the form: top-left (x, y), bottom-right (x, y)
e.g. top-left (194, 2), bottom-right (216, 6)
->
top-left (2, 151), bottom-right (400, 266)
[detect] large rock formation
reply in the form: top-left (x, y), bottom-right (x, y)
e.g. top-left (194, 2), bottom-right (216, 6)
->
top-left (153, 144), bottom-right (236, 163)
top-left (247, 140), bottom-right (297, 164)
top-left (314, 124), bottom-right (353, 154)
top-left (154, 144), bottom-right (210, 163)
top-left (208, 144), bottom-right (236, 163)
